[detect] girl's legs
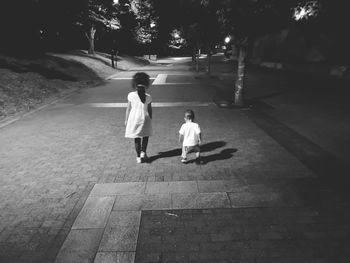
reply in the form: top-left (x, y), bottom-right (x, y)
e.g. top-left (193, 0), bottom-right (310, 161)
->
top-left (135, 137), bottom-right (149, 162)
top-left (134, 138), bottom-right (141, 157)
top-left (141, 137), bottom-right (149, 153)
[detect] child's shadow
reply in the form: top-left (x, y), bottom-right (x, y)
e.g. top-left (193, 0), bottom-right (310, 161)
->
top-left (187, 148), bottom-right (238, 164)
top-left (146, 141), bottom-right (236, 164)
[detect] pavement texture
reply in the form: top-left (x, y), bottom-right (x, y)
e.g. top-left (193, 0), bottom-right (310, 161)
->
top-left (1, 55), bottom-right (350, 263)
top-left (136, 207), bottom-right (350, 263)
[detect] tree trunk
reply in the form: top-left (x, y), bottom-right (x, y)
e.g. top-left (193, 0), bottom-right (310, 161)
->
top-left (88, 38), bottom-right (95, 55)
top-left (86, 25), bottom-right (96, 55)
top-left (234, 46), bottom-right (247, 106)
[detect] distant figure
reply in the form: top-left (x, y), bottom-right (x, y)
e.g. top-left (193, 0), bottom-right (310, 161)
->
top-left (179, 109), bottom-right (203, 164)
top-left (125, 72), bottom-right (153, 163)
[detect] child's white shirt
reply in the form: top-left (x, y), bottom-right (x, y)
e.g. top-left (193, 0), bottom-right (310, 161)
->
top-left (179, 122), bottom-right (201, 147)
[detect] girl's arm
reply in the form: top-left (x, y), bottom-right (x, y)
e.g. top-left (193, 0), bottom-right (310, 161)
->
top-left (148, 102), bottom-right (152, 119)
top-left (125, 101), bottom-right (131, 126)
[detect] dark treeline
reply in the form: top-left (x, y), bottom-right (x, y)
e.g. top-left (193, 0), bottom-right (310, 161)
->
top-left (1, 0), bottom-right (81, 55)
top-left (0, 0), bottom-right (349, 63)
top-left (0, 0), bottom-right (187, 56)
top-left (0, 0), bottom-right (176, 56)
top-left (0, 0), bottom-right (139, 56)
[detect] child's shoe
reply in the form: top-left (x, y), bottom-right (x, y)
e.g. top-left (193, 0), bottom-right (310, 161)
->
top-left (195, 157), bottom-right (204, 165)
top-left (136, 157), bottom-right (142, 164)
top-left (181, 158), bottom-right (187, 164)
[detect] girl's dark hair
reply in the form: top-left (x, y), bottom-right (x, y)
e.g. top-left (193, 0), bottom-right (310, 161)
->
top-left (132, 72), bottom-right (150, 103)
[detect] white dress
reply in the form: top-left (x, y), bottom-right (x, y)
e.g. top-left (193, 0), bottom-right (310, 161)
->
top-left (125, 91), bottom-right (153, 138)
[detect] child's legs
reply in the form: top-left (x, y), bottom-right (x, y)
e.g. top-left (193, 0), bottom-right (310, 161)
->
top-left (134, 138), bottom-right (141, 157)
top-left (182, 145), bottom-right (200, 159)
top-left (141, 137), bottom-right (149, 152)
top-left (194, 145), bottom-right (201, 158)
top-left (181, 146), bottom-right (188, 159)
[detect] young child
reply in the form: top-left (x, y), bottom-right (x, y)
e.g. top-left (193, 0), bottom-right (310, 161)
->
top-left (179, 109), bottom-right (202, 164)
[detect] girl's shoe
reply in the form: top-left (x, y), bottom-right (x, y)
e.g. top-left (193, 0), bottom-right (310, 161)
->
top-left (136, 157), bottom-right (142, 164)
top-left (140, 151), bottom-right (148, 159)
top-left (181, 158), bottom-right (187, 163)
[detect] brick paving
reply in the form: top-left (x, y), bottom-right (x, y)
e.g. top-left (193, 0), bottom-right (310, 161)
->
top-left (1, 56), bottom-right (349, 262)
top-left (136, 207), bottom-right (350, 263)
top-left (51, 175), bottom-right (350, 262)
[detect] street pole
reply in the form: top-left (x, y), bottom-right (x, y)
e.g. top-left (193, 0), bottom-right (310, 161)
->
top-left (111, 48), bottom-right (115, 68)
top-left (110, 24), bottom-right (114, 68)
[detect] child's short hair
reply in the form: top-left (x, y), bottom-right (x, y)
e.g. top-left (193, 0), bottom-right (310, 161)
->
top-left (184, 109), bottom-right (195, 120)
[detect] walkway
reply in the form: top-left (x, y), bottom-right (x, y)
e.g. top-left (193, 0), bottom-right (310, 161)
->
top-left (1, 56), bottom-right (349, 263)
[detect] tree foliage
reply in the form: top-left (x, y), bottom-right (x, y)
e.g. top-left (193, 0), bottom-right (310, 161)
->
top-left (130, 0), bottom-right (159, 45)
top-left (169, 29), bottom-right (187, 49)
top-left (74, 0), bottom-right (121, 54)
top-left (201, 0), bottom-right (297, 47)
top-left (76, 0), bottom-right (121, 34)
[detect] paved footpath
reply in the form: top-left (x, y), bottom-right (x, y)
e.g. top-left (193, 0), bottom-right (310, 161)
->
top-left (1, 57), bottom-right (350, 263)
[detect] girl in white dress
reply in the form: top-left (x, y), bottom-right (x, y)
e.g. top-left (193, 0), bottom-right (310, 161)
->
top-left (125, 72), bottom-right (153, 163)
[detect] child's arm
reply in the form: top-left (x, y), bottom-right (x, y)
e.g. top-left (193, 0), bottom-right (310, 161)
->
top-left (125, 101), bottom-right (131, 126)
top-left (179, 134), bottom-right (184, 144)
top-left (179, 125), bottom-right (184, 144)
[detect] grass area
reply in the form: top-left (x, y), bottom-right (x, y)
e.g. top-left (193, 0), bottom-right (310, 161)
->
top-left (0, 51), bottom-right (149, 122)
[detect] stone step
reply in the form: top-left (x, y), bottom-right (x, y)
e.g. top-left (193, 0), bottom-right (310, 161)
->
top-left (54, 180), bottom-right (307, 263)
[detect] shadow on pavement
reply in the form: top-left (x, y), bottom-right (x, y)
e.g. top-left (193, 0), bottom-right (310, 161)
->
top-left (186, 148), bottom-right (238, 165)
top-left (146, 141), bottom-right (227, 163)
top-left (200, 141), bottom-right (226, 152)
top-left (148, 148), bottom-right (182, 162)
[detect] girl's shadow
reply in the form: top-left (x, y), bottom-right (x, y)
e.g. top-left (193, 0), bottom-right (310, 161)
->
top-left (146, 141), bottom-right (237, 164)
